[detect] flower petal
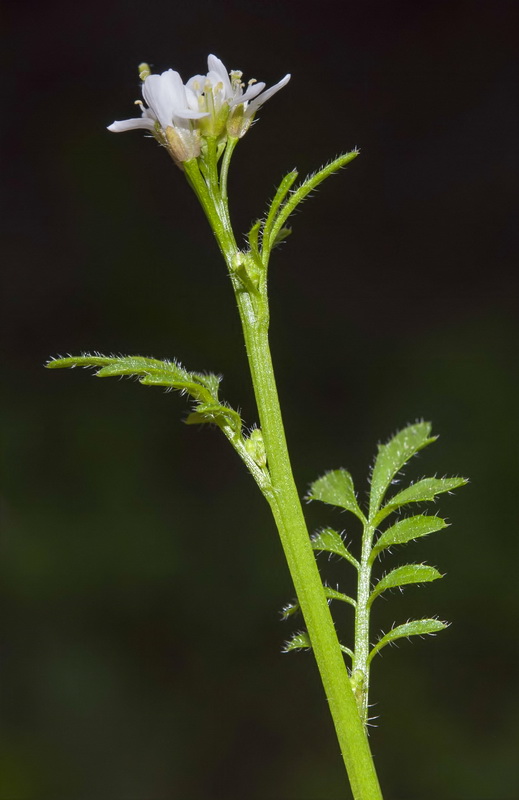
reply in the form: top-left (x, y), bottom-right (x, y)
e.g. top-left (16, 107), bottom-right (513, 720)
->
top-left (236, 81), bottom-right (266, 104)
top-left (207, 54), bottom-right (233, 97)
top-left (107, 117), bottom-right (156, 132)
top-left (246, 73), bottom-right (291, 116)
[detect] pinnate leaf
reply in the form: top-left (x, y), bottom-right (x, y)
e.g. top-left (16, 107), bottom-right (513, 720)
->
top-left (370, 515), bottom-right (447, 561)
top-left (369, 563), bottom-right (442, 605)
top-left (47, 354), bottom-right (220, 394)
top-left (369, 422), bottom-right (437, 519)
top-left (311, 528), bottom-right (359, 568)
top-left (368, 618), bottom-right (448, 663)
top-left (374, 476), bottom-right (468, 525)
top-left (308, 470), bottom-right (365, 522)
top-left (46, 354), bottom-right (242, 435)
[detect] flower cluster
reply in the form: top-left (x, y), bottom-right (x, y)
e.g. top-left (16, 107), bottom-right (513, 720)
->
top-left (108, 55), bottom-right (290, 165)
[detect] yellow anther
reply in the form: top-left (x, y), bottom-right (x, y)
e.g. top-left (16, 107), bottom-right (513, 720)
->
top-left (138, 62), bottom-right (151, 81)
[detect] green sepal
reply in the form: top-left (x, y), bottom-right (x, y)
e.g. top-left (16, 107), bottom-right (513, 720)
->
top-left (307, 469), bottom-right (365, 523)
top-left (369, 422), bottom-right (437, 520)
top-left (311, 528), bottom-right (359, 569)
top-left (282, 631), bottom-right (311, 653)
top-left (368, 563), bottom-right (442, 606)
top-left (370, 515), bottom-right (447, 562)
top-left (368, 618), bottom-right (448, 664)
top-left (374, 476), bottom-right (468, 526)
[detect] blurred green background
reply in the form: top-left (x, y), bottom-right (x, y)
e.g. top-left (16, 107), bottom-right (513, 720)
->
top-left (2, 0), bottom-right (518, 797)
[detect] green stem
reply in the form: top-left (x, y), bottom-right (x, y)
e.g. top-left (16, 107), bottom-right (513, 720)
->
top-left (233, 289), bottom-right (383, 800)
top-left (220, 136), bottom-right (239, 204)
top-left (187, 147), bottom-right (382, 799)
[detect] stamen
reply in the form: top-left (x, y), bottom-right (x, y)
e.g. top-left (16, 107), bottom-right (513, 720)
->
top-left (138, 62), bottom-right (151, 81)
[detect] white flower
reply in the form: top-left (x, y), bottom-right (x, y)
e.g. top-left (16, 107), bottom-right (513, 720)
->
top-left (199, 55), bottom-right (291, 137)
top-left (108, 69), bottom-right (209, 162)
top-left (108, 56), bottom-right (291, 156)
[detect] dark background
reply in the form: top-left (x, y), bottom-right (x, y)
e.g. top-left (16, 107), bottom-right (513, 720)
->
top-left (2, 0), bottom-right (518, 798)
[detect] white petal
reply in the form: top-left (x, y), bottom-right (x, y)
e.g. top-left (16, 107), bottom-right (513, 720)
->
top-left (207, 54), bottom-right (233, 96)
top-left (107, 117), bottom-right (156, 132)
top-left (186, 74), bottom-right (206, 96)
top-left (184, 84), bottom-right (204, 114)
top-left (237, 81), bottom-right (266, 104)
top-left (246, 73), bottom-right (290, 116)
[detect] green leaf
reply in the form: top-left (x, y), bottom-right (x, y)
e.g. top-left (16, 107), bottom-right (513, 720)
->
top-left (280, 600), bottom-right (299, 620)
top-left (47, 354), bottom-right (221, 397)
top-left (369, 563), bottom-right (442, 605)
top-left (46, 354), bottom-right (245, 436)
top-left (262, 169), bottom-right (298, 259)
top-left (340, 643), bottom-right (354, 661)
top-left (370, 515), bottom-right (447, 561)
top-left (369, 422), bottom-right (437, 520)
top-left (266, 151), bottom-right (359, 255)
top-left (247, 219), bottom-right (262, 258)
top-left (311, 528), bottom-right (359, 569)
top-left (374, 476), bottom-right (468, 526)
top-left (282, 584), bottom-right (356, 619)
top-left (282, 631), bottom-right (311, 653)
top-left (184, 403), bottom-right (242, 436)
top-left (368, 619), bottom-right (448, 663)
top-left (47, 354), bottom-right (119, 370)
top-left (323, 585), bottom-right (356, 608)
top-left (272, 226), bottom-right (292, 247)
top-left (307, 470), bottom-right (365, 523)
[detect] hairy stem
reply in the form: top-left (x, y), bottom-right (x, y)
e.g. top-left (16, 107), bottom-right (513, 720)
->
top-left (233, 288), bottom-right (383, 800)
top-left (184, 156), bottom-right (382, 799)
top-left (352, 522), bottom-right (376, 724)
